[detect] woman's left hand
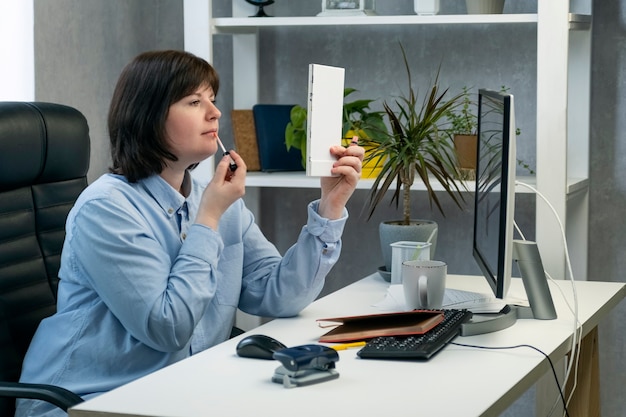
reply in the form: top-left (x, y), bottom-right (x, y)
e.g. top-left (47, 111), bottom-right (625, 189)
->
top-left (318, 137), bottom-right (364, 219)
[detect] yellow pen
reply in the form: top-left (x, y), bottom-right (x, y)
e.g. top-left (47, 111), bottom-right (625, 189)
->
top-left (330, 341), bottom-right (367, 351)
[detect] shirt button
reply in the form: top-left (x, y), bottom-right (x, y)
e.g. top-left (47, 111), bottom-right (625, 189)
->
top-left (168, 208), bottom-right (174, 214)
top-left (182, 233), bottom-right (187, 240)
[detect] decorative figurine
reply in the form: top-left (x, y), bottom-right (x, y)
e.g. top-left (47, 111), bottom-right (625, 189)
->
top-left (244, 0), bottom-right (275, 17)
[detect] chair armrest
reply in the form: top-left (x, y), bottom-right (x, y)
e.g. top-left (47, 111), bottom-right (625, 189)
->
top-left (0, 382), bottom-right (83, 412)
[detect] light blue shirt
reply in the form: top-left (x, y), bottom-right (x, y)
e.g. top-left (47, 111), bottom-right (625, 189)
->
top-left (17, 172), bottom-right (346, 417)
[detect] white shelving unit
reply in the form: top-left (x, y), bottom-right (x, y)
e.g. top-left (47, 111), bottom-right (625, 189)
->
top-left (183, 0), bottom-right (591, 282)
top-left (536, 2), bottom-right (591, 282)
top-left (212, 14), bottom-right (538, 30)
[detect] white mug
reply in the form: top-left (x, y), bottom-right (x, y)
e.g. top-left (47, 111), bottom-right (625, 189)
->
top-left (402, 260), bottom-right (447, 310)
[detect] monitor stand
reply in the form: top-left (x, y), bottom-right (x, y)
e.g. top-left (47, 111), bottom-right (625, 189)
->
top-left (460, 240), bottom-right (558, 336)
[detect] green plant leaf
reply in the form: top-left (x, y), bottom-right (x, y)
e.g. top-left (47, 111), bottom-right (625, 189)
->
top-left (363, 42), bottom-right (468, 223)
top-left (284, 87), bottom-right (388, 169)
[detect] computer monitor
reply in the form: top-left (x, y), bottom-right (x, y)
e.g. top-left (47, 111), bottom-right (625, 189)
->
top-left (462, 89), bottom-right (557, 337)
top-left (472, 89), bottom-right (516, 300)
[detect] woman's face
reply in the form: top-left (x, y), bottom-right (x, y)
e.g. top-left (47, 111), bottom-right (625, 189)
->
top-left (164, 83), bottom-right (221, 169)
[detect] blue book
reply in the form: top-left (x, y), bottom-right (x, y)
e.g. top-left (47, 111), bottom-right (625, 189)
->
top-left (253, 104), bottom-right (305, 172)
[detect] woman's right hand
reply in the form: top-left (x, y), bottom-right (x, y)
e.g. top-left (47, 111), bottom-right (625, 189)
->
top-left (195, 150), bottom-right (247, 230)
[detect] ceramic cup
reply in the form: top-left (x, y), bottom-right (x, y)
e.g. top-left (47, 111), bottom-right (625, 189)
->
top-left (466, 0), bottom-right (504, 14)
top-left (401, 260), bottom-right (447, 309)
top-left (390, 241), bottom-right (431, 285)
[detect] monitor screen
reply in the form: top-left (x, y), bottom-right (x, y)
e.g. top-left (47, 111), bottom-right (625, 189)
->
top-left (472, 89), bottom-right (516, 299)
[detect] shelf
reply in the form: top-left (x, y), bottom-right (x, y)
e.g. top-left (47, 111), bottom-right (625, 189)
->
top-left (568, 13), bottom-right (592, 30)
top-left (212, 14), bottom-right (539, 34)
top-left (244, 172), bottom-right (586, 196)
top-left (212, 13), bottom-right (591, 34)
top-left (245, 171), bottom-right (476, 191)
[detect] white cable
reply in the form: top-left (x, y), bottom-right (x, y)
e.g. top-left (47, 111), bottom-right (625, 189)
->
top-left (516, 181), bottom-right (580, 417)
top-left (545, 272), bottom-right (583, 417)
top-left (515, 180), bottom-right (581, 416)
top-left (513, 220), bottom-right (526, 241)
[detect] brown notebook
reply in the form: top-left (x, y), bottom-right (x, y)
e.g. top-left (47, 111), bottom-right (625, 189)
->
top-left (316, 310), bottom-right (445, 343)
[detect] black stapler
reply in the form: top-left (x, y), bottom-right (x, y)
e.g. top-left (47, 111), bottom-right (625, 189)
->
top-left (271, 344), bottom-right (339, 388)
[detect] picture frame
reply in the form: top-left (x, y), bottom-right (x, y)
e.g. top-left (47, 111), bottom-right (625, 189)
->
top-left (317, 0), bottom-right (376, 16)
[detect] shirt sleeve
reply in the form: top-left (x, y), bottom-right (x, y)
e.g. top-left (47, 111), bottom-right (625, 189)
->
top-left (238, 200), bottom-right (348, 317)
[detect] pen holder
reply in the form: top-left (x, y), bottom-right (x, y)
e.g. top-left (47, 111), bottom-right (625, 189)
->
top-left (390, 241), bottom-right (431, 285)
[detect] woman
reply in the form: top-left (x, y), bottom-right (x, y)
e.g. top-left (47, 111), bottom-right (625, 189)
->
top-left (16, 50), bottom-right (363, 417)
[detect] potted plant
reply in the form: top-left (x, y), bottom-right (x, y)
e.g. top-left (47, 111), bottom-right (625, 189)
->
top-left (443, 86), bottom-right (478, 180)
top-left (284, 88), bottom-right (387, 177)
top-left (444, 86), bottom-right (534, 179)
top-left (284, 104), bottom-right (307, 169)
top-left (360, 44), bottom-right (468, 275)
top-left (340, 89), bottom-right (387, 178)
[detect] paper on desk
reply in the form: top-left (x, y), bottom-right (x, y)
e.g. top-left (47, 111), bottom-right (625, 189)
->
top-left (373, 285), bottom-right (518, 314)
top-left (372, 285), bottom-right (409, 311)
top-left (442, 288), bottom-right (507, 313)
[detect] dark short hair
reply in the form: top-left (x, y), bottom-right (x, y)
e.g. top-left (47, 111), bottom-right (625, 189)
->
top-left (108, 50), bottom-right (219, 182)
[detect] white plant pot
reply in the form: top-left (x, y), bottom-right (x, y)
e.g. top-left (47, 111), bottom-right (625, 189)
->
top-left (465, 0), bottom-right (504, 14)
top-left (414, 0), bottom-right (440, 16)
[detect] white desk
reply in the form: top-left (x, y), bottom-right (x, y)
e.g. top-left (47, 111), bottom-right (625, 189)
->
top-left (69, 274), bottom-right (625, 417)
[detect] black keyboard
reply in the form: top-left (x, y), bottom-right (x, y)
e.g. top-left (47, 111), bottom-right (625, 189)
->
top-left (357, 309), bottom-right (473, 360)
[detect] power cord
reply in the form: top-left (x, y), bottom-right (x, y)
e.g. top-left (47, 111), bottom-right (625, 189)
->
top-left (450, 341), bottom-right (571, 417)
top-left (543, 274), bottom-right (583, 417)
top-left (514, 180), bottom-right (581, 417)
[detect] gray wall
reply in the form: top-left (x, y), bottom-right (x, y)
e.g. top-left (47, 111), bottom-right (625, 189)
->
top-left (33, 0), bottom-right (624, 416)
top-left (588, 3), bottom-right (626, 417)
top-left (34, 0), bottom-right (184, 183)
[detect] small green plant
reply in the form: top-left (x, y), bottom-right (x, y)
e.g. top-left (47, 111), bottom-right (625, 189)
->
top-left (284, 88), bottom-right (386, 169)
top-left (444, 85), bottom-right (535, 175)
top-left (341, 88), bottom-right (387, 140)
top-left (444, 86), bottom-right (477, 136)
top-left (284, 106), bottom-right (307, 168)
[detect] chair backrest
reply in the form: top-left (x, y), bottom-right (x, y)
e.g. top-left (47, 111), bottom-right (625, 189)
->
top-left (0, 102), bottom-right (90, 414)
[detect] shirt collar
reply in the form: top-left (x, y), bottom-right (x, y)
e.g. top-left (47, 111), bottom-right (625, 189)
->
top-left (141, 171), bottom-right (191, 218)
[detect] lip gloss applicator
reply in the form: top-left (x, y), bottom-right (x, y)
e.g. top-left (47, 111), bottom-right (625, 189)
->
top-left (214, 133), bottom-right (238, 172)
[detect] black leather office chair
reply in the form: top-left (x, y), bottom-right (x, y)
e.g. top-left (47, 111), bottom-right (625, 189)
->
top-left (0, 102), bottom-right (89, 415)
